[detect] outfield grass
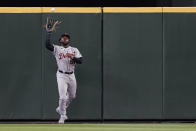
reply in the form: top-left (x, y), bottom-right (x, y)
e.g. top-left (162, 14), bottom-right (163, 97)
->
top-left (0, 123), bottom-right (196, 131)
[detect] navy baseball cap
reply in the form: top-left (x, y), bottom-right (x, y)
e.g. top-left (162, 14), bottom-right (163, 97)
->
top-left (61, 32), bottom-right (70, 39)
top-left (59, 32), bottom-right (70, 42)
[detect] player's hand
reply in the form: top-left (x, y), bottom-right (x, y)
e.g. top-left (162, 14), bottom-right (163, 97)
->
top-left (66, 53), bottom-right (75, 58)
top-left (45, 17), bottom-right (61, 32)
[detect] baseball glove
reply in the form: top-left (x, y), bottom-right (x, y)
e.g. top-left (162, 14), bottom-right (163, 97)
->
top-left (45, 17), bottom-right (61, 32)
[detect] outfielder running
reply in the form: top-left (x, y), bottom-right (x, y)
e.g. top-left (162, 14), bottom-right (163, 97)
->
top-left (45, 18), bottom-right (83, 124)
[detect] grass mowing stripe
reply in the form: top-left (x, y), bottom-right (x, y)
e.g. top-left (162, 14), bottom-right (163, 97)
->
top-left (1, 124), bottom-right (196, 127)
top-left (1, 127), bottom-right (196, 131)
top-left (0, 124), bottom-right (196, 131)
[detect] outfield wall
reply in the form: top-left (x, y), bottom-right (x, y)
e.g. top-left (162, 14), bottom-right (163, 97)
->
top-left (0, 7), bottom-right (196, 120)
top-left (103, 8), bottom-right (163, 119)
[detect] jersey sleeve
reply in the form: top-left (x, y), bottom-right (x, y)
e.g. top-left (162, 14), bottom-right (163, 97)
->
top-left (74, 48), bottom-right (82, 58)
top-left (53, 45), bottom-right (59, 56)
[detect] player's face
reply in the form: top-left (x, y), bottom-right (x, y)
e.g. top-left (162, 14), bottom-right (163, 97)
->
top-left (60, 36), bottom-right (70, 45)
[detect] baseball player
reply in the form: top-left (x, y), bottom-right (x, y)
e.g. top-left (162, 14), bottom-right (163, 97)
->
top-left (45, 18), bottom-right (83, 124)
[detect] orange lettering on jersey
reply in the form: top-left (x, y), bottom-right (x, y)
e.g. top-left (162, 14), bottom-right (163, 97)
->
top-left (58, 52), bottom-right (75, 60)
top-left (58, 53), bottom-right (63, 60)
top-left (63, 53), bottom-right (67, 58)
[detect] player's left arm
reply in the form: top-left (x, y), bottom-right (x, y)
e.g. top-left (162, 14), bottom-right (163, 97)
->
top-left (73, 48), bottom-right (83, 64)
top-left (72, 57), bottom-right (83, 64)
top-left (67, 48), bottom-right (83, 64)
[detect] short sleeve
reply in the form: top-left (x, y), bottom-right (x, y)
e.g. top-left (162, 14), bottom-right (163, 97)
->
top-left (53, 45), bottom-right (59, 56)
top-left (74, 48), bottom-right (82, 58)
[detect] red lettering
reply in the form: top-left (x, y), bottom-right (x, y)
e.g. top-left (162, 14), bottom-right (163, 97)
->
top-left (58, 52), bottom-right (75, 60)
top-left (63, 54), bottom-right (67, 58)
top-left (58, 53), bottom-right (63, 59)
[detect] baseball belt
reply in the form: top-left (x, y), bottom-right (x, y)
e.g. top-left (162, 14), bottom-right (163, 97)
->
top-left (58, 70), bottom-right (73, 74)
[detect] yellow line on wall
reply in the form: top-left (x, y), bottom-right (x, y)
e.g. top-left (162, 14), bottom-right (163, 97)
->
top-left (1, 7), bottom-right (196, 13)
top-left (42, 7), bottom-right (101, 13)
top-left (0, 7), bottom-right (101, 13)
top-left (103, 7), bottom-right (163, 13)
top-left (0, 7), bottom-right (42, 13)
top-left (163, 7), bottom-right (196, 12)
top-left (104, 7), bottom-right (196, 13)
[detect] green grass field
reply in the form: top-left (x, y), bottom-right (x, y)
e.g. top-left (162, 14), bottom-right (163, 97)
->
top-left (1, 123), bottom-right (196, 131)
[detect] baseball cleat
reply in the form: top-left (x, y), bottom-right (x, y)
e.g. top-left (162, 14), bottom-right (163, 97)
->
top-left (58, 115), bottom-right (68, 124)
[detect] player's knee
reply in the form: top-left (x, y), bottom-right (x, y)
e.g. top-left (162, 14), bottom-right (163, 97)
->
top-left (69, 94), bottom-right (76, 100)
top-left (59, 97), bottom-right (66, 101)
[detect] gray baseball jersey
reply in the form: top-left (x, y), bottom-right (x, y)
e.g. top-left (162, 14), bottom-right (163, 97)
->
top-left (53, 45), bottom-right (82, 72)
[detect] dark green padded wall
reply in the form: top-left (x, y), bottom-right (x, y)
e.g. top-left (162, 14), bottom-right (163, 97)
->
top-left (163, 13), bottom-right (196, 119)
top-left (42, 13), bottom-right (102, 120)
top-left (103, 13), bottom-right (163, 119)
top-left (0, 12), bottom-right (101, 120)
top-left (2, 9), bottom-right (196, 120)
top-left (0, 14), bottom-right (42, 119)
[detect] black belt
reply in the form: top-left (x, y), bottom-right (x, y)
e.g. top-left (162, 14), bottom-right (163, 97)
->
top-left (58, 70), bottom-right (73, 74)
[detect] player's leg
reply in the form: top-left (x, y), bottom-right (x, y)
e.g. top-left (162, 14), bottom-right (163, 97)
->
top-left (66, 74), bottom-right (77, 108)
top-left (56, 76), bottom-right (68, 123)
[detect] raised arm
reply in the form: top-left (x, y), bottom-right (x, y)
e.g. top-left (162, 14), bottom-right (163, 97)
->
top-left (45, 31), bottom-right (54, 51)
top-left (45, 17), bottom-right (61, 51)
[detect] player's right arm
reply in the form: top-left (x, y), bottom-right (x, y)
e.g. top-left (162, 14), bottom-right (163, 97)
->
top-left (45, 31), bottom-right (54, 51)
top-left (45, 17), bottom-right (61, 52)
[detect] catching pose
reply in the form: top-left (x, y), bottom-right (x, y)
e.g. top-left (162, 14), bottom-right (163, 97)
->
top-left (45, 18), bottom-right (83, 124)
